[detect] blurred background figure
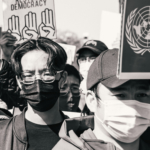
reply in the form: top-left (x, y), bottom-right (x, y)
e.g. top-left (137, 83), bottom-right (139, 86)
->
top-left (59, 64), bottom-right (82, 112)
top-left (76, 40), bottom-right (108, 110)
top-left (55, 30), bottom-right (82, 50)
top-left (0, 32), bottom-right (26, 115)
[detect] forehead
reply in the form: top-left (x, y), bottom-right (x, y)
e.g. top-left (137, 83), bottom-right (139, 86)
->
top-left (21, 50), bottom-right (49, 71)
top-left (79, 49), bottom-right (97, 57)
top-left (66, 75), bottom-right (80, 85)
top-left (97, 80), bottom-right (150, 94)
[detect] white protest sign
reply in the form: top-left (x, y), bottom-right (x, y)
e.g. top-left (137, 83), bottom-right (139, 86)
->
top-left (3, 0), bottom-right (57, 44)
top-left (63, 111), bottom-right (81, 118)
top-left (58, 43), bottom-right (76, 65)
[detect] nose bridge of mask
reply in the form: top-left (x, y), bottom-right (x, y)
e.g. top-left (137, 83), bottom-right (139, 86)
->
top-left (100, 100), bottom-right (150, 121)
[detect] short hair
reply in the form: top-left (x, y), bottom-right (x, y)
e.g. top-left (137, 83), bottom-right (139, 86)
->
top-left (64, 64), bottom-right (82, 83)
top-left (11, 37), bottom-right (67, 76)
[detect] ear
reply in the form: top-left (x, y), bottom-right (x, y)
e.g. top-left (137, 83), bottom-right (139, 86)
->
top-left (16, 76), bottom-right (22, 89)
top-left (85, 90), bottom-right (97, 112)
top-left (59, 71), bottom-right (68, 89)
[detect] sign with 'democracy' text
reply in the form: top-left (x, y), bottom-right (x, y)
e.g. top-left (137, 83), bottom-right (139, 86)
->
top-left (3, 0), bottom-right (57, 44)
top-left (118, 0), bottom-right (150, 79)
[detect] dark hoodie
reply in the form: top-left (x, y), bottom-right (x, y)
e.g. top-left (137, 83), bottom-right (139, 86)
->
top-left (52, 116), bottom-right (150, 150)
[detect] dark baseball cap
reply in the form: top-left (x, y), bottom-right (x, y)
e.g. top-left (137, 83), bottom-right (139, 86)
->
top-left (76, 40), bottom-right (108, 55)
top-left (87, 49), bottom-right (129, 90)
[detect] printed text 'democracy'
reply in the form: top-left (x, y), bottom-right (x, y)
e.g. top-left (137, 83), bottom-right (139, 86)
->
top-left (11, 0), bottom-right (47, 11)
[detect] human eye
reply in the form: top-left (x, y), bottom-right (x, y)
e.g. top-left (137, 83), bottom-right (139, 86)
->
top-left (21, 72), bottom-right (34, 78)
top-left (79, 57), bottom-right (86, 61)
top-left (136, 93), bottom-right (148, 98)
top-left (114, 94), bottom-right (126, 98)
top-left (90, 57), bottom-right (96, 60)
top-left (61, 84), bottom-right (67, 91)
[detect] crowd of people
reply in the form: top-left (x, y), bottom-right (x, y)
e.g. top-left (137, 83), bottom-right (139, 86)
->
top-left (0, 31), bottom-right (150, 150)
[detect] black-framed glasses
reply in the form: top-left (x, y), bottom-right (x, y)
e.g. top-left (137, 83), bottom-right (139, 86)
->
top-left (20, 70), bottom-right (63, 85)
top-left (78, 56), bottom-right (96, 64)
top-left (60, 87), bottom-right (82, 97)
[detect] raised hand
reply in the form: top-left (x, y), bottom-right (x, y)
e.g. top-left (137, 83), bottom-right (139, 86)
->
top-left (38, 8), bottom-right (55, 38)
top-left (22, 12), bottom-right (38, 40)
top-left (8, 15), bottom-right (21, 41)
top-left (0, 32), bottom-right (17, 61)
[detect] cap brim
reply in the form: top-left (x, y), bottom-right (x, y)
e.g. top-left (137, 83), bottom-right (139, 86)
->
top-left (101, 76), bottom-right (129, 88)
top-left (76, 46), bottom-right (100, 55)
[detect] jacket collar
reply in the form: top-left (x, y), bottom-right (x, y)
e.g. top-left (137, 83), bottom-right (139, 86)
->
top-left (13, 107), bottom-right (27, 143)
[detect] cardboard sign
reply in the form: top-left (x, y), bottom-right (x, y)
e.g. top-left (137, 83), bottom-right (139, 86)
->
top-left (118, 0), bottom-right (150, 79)
top-left (58, 43), bottom-right (76, 65)
top-left (3, 0), bottom-right (57, 44)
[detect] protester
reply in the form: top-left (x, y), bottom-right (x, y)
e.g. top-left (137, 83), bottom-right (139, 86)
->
top-left (76, 40), bottom-right (108, 111)
top-left (59, 64), bottom-right (81, 112)
top-left (53, 49), bottom-right (150, 150)
top-left (0, 32), bottom-right (22, 110)
top-left (0, 37), bottom-right (69, 150)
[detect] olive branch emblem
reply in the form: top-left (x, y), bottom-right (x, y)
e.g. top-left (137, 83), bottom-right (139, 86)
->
top-left (126, 8), bottom-right (150, 55)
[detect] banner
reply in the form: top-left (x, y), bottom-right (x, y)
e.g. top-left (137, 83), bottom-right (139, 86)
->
top-left (3, 0), bottom-right (57, 44)
top-left (118, 0), bottom-right (150, 79)
top-left (58, 43), bottom-right (76, 65)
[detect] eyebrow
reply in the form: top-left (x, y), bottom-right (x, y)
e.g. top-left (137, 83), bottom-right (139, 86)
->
top-left (71, 83), bottom-right (80, 87)
top-left (110, 87), bottom-right (127, 92)
top-left (135, 85), bottom-right (149, 91)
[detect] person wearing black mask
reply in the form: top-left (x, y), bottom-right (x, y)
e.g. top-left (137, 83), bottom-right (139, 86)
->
top-left (0, 37), bottom-right (68, 150)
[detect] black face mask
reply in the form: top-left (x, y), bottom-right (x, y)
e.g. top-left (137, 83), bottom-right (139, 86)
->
top-left (20, 80), bottom-right (60, 112)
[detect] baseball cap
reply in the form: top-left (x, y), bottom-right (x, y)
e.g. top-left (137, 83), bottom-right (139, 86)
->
top-left (87, 49), bottom-right (129, 90)
top-left (76, 40), bottom-right (108, 55)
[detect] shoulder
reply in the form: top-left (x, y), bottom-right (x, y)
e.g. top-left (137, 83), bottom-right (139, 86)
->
top-left (0, 117), bottom-right (13, 130)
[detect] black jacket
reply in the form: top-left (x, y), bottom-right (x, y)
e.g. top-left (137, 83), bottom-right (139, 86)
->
top-left (0, 108), bottom-right (68, 150)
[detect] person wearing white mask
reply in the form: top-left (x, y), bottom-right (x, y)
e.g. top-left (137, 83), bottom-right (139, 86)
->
top-left (53, 49), bottom-right (150, 150)
top-left (76, 40), bottom-right (108, 111)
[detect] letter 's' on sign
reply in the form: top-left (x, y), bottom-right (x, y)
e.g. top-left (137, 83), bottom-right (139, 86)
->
top-left (118, 0), bottom-right (150, 79)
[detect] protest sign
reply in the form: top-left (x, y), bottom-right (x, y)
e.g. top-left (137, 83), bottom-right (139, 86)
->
top-left (58, 43), bottom-right (76, 65)
top-left (118, 0), bottom-right (150, 79)
top-left (3, 0), bottom-right (57, 44)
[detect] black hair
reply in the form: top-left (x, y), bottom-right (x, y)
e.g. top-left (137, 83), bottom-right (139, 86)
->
top-left (64, 64), bottom-right (82, 83)
top-left (11, 37), bottom-right (67, 77)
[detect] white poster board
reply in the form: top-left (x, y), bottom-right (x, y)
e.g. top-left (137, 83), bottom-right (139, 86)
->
top-left (58, 43), bottom-right (76, 65)
top-left (3, 0), bottom-right (57, 44)
top-left (100, 11), bottom-right (121, 49)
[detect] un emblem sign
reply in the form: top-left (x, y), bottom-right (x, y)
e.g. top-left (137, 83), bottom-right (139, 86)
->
top-left (126, 6), bottom-right (150, 55)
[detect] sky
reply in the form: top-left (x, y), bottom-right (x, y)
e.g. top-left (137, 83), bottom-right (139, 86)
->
top-left (55, 0), bottom-right (119, 39)
top-left (0, 0), bottom-right (119, 39)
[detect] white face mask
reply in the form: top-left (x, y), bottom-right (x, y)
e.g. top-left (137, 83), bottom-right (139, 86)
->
top-left (95, 100), bottom-right (150, 143)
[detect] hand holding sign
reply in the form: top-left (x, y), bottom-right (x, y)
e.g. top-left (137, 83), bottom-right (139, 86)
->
top-left (8, 15), bottom-right (21, 41)
top-left (39, 9), bottom-right (55, 38)
top-left (22, 12), bottom-right (38, 40)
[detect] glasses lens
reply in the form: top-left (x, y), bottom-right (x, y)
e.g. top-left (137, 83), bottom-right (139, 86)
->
top-left (71, 87), bottom-right (81, 97)
top-left (42, 71), bottom-right (55, 83)
top-left (78, 57), bottom-right (86, 63)
top-left (89, 57), bottom-right (96, 63)
top-left (21, 73), bottom-right (35, 84)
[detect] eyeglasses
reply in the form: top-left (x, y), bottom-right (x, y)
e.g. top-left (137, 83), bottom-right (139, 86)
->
top-left (78, 56), bottom-right (96, 64)
top-left (60, 87), bottom-right (82, 97)
top-left (20, 70), bottom-right (63, 85)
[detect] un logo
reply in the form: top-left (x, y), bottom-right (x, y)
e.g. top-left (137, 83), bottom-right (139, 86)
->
top-left (126, 6), bottom-right (150, 55)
